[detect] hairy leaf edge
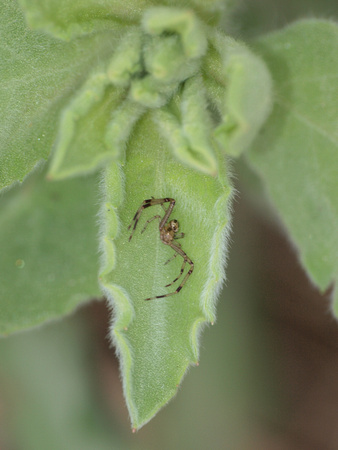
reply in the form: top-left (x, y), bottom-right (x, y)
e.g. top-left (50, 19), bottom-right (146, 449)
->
top-left (98, 149), bottom-right (234, 429)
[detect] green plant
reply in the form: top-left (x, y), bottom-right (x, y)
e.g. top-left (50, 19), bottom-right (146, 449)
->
top-left (1, 0), bottom-right (337, 431)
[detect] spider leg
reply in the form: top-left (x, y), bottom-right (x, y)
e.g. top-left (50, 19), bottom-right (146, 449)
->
top-left (163, 235), bottom-right (184, 264)
top-left (128, 197), bottom-right (175, 241)
top-left (175, 232), bottom-right (185, 239)
top-left (164, 242), bottom-right (181, 265)
top-left (145, 243), bottom-right (194, 300)
top-left (152, 196), bottom-right (167, 213)
top-left (141, 215), bottom-right (161, 234)
top-left (164, 252), bottom-right (178, 265)
top-left (165, 259), bottom-right (187, 287)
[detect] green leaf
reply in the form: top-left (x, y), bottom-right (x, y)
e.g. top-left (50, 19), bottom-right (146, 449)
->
top-left (98, 114), bottom-right (233, 429)
top-left (143, 33), bottom-right (200, 84)
top-left (47, 6), bottom-right (221, 180)
top-left (203, 31), bottom-right (273, 158)
top-left (18, 0), bottom-right (144, 39)
top-left (0, 318), bottom-right (123, 448)
top-left (47, 73), bottom-right (126, 179)
top-left (107, 28), bottom-right (144, 86)
top-left (142, 7), bottom-right (207, 58)
top-left (0, 0), bottom-right (120, 191)
top-left (154, 76), bottom-right (218, 176)
top-left (0, 166), bottom-right (100, 335)
top-left (247, 20), bottom-right (338, 307)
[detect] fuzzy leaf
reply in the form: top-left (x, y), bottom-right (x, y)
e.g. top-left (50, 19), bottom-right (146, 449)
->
top-left (0, 166), bottom-right (100, 336)
top-left (47, 74), bottom-right (125, 179)
top-left (99, 114), bottom-right (233, 429)
top-left (203, 32), bottom-right (273, 157)
top-left (107, 28), bottom-right (144, 86)
top-left (18, 0), bottom-right (146, 39)
top-left (47, 6), bottom-right (218, 180)
top-left (154, 77), bottom-right (218, 176)
top-left (0, 0), bottom-right (120, 191)
top-left (247, 20), bottom-right (338, 309)
top-left (143, 34), bottom-right (200, 84)
top-left (142, 7), bottom-right (207, 58)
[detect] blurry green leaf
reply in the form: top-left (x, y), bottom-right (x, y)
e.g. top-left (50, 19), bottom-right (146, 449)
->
top-left (0, 317), bottom-right (124, 449)
top-left (99, 114), bottom-right (233, 429)
top-left (0, 0), bottom-right (119, 191)
top-left (203, 31), bottom-right (273, 158)
top-left (247, 20), bottom-right (338, 307)
top-left (142, 7), bottom-right (207, 58)
top-left (167, 0), bottom-right (226, 27)
top-left (107, 28), bottom-right (144, 86)
top-left (18, 0), bottom-right (145, 39)
top-left (17, 0), bottom-right (226, 42)
top-left (0, 167), bottom-right (100, 335)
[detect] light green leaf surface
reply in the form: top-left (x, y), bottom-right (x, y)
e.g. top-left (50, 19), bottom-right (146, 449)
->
top-left (142, 7), bottom-right (207, 59)
top-left (18, 0), bottom-right (226, 41)
top-left (18, 0), bottom-right (146, 39)
top-left (0, 167), bottom-right (100, 335)
top-left (0, 0), bottom-right (119, 191)
top-left (47, 6), bottom-right (226, 181)
top-left (99, 114), bottom-right (233, 429)
top-left (203, 32), bottom-right (273, 158)
top-left (154, 77), bottom-right (218, 176)
top-left (247, 20), bottom-right (338, 308)
top-left (47, 74), bottom-right (126, 179)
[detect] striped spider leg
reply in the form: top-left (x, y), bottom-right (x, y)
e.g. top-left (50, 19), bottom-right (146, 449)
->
top-left (128, 198), bottom-right (194, 300)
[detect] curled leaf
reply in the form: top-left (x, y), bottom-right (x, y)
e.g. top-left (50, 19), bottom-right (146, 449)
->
top-left (144, 34), bottom-right (200, 84)
top-left (142, 7), bottom-right (207, 58)
top-left (105, 101), bottom-right (145, 163)
top-left (19, 0), bottom-right (143, 40)
top-left (204, 32), bottom-right (273, 157)
top-left (48, 72), bottom-right (124, 179)
top-left (0, 0), bottom-right (121, 191)
top-left (181, 76), bottom-right (218, 175)
top-left (107, 28), bottom-right (144, 86)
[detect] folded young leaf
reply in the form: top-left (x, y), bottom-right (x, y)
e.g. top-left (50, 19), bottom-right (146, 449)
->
top-left (0, 0), bottom-right (120, 191)
top-left (18, 0), bottom-right (141, 39)
top-left (46, 7), bottom-right (219, 180)
top-left (154, 77), bottom-right (218, 176)
top-left (142, 7), bottom-right (207, 59)
top-left (247, 20), bottom-right (338, 310)
top-left (99, 114), bottom-right (233, 429)
top-left (204, 31), bottom-right (273, 158)
top-left (0, 166), bottom-right (100, 335)
top-left (48, 74), bottom-right (126, 179)
top-left (18, 0), bottom-right (226, 41)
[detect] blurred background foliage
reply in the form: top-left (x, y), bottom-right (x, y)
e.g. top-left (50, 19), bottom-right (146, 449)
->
top-left (1, 0), bottom-right (338, 448)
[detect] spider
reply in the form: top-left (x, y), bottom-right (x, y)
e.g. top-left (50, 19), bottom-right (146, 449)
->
top-left (128, 197), bottom-right (194, 301)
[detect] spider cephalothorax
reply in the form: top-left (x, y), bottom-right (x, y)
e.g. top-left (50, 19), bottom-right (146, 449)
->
top-left (161, 219), bottom-right (180, 243)
top-left (128, 198), bottom-right (193, 300)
